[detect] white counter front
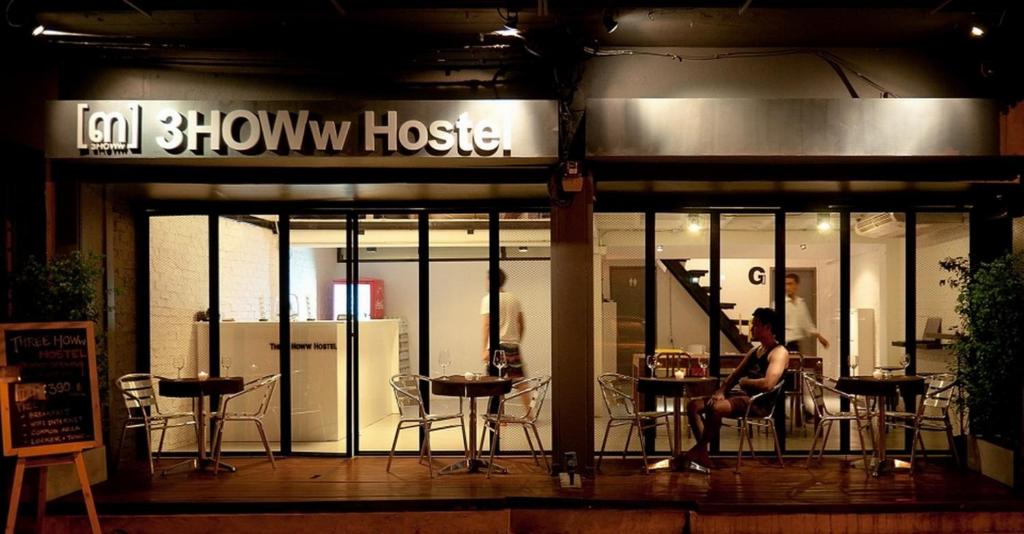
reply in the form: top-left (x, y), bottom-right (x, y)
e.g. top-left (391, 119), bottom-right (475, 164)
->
top-left (195, 320), bottom-right (400, 444)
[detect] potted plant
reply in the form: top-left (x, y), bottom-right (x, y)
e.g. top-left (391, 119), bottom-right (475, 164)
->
top-left (10, 251), bottom-right (110, 495)
top-left (940, 252), bottom-right (1024, 486)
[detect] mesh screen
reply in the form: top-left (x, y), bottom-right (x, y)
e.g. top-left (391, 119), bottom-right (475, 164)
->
top-left (148, 215), bottom-right (208, 454)
top-left (784, 213), bottom-right (840, 451)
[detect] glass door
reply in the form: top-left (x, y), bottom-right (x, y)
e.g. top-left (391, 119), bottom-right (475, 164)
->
top-left (288, 213), bottom-right (349, 454)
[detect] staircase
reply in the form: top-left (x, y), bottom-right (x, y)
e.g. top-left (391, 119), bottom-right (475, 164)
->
top-left (660, 259), bottom-right (752, 353)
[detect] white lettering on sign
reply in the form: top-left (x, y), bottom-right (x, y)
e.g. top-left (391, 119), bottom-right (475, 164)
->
top-left (76, 103), bottom-right (141, 154)
top-left (363, 111), bottom-right (511, 155)
top-left (74, 103), bottom-right (516, 157)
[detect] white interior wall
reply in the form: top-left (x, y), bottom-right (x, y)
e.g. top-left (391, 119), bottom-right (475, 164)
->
top-left (915, 224), bottom-right (969, 374)
top-left (218, 217), bottom-right (279, 322)
top-left (353, 261), bottom-right (421, 375)
top-left (149, 216), bottom-right (280, 450)
top-left (288, 247), bottom-right (318, 320)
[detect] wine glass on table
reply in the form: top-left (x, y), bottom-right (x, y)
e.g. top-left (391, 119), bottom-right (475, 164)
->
top-left (493, 349), bottom-right (508, 378)
top-left (221, 357), bottom-right (232, 376)
top-left (850, 355), bottom-right (859, 377)
top-left (698, 353), bottom-right (709, 377)
top-left (173, 356), bottom-right (185, 379)
top-left (438, 349), bottom-right (452, 378)
top-left (645, 353), bottom-right (658, 378)
top-left (900, 354), bottom-right (911, 375)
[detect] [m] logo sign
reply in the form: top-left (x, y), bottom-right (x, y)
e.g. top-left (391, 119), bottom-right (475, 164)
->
top-left (76, 103), bottom-right (141, 154)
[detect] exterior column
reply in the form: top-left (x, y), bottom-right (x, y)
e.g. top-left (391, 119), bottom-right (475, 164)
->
top-left (550, 174), bottom-right (595, 473)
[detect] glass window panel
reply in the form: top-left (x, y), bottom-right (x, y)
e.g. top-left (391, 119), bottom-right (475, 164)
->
top-left (428, 213), bottom-right (490, 452)
top-left (916, 212), bottom-right (969, 450)
top-left (149, 215), bottom-right (208, 455)
top-left (720, 213), bottom-right (775, 452)
top-left (851, 212), bottom-right (907, 451)
top-left (493, 211), bottom-right (551, 453)
top-left (288, 214), bottom-right (345, 454)
top-left (214, 215), bottom-right (283, 454)
top-left (593, 213), bottom-right (659, 454)
top-left (654, 213), bottom-right (711, 452)
top-left (356, 213), bottom-right (420, 452)
top-left (784, 213), bottom-right (840, 451)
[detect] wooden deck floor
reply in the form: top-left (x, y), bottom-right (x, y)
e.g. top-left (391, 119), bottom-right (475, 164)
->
top-left (42, 455), bottom-right (1024, 533)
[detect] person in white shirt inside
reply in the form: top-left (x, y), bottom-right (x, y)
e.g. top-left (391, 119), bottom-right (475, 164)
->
top-left (481, 268), bottom-right (529, 413)
top-left (784, 273), bottom-right (829, 353)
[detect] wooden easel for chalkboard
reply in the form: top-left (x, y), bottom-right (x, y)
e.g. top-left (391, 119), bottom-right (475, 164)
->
top-left (1, 322), bottom-right (103, 534)
top-left (5, 452), bottom-right (100, 534)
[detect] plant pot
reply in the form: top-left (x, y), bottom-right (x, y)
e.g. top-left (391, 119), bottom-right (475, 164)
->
top-left (967, 435), bottom-right (1014, 487)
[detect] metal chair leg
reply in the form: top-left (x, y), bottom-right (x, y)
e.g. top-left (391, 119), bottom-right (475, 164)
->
top-left (806, 419), bottom-right (824, 468)
top-left (156, 421), bottom-right (169, 459)
top-left (142, 422), bottom-right (156, 476)
top-left (386, 422), bottom-right (402, 473)
top-left (945, 417), bottom-right (961, 468)
top-left (530, 424), bottom-right (550, 472)
top-left (255, 420), bottom-right (275, 468)
top-left (523, 425), bottom-right (539, 465)
top-left (735, 420), bottom-right (746, 472)
top-left (424, 422), bottom-right (434, 478)
top-left (211, 420), bottom-right (224, 475)
top-left (770, 424), bottom-right (784, 468)
top-left (623, 421), bottom-right (634, 460)
top-left (114, 421), bottom-right (129, 472)
top-left (637, 419), bottom-right (650, 474)
top-left (820, 422), bottom-right (834, 461)
top-left (597, 419), bottom-right (614, 470)
top-left (487, 423), bottom-right (500, 478)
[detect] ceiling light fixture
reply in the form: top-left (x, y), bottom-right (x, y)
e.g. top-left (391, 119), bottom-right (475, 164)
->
top-left (970, 25), bottom-right (985, 37)
top-left (687, 214), bottom-right (701, 233)
top-left (816, 213), bottom-right (832, 233)
top-left (32, 25), bottom-right (45, 37)
top-left (518, 246), bottom-right (529, 252)
top-left (656, 244), bottom-right (664, 253)
top-left (602, 9), bottom-right (619, 34)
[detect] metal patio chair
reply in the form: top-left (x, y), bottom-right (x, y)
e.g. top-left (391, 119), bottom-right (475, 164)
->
top-left (885, 373), bottom-right (960, 472)
top-left (386, 374), bottom-right (467, 477)
top-left (802, 372), bottom-right (875, 472)
top-left (115, 373), bottom-right (197, 476)
top-left (596, 373), bottom-right (674, 474)
top-left (210, 373), bottom-right (281, 474)
top-left (724, 380), bottom-right (786, 472)
top-left (480, 375), bottom-right (551, 477)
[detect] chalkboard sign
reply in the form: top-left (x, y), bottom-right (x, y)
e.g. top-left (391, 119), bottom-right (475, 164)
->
top-left (0, 322), bottom-right (102, 457)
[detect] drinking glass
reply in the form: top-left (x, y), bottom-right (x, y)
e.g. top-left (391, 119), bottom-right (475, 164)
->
top-left (222, 357), bottom-right (232, 376)
top-left (850, 356), bottom-right (859, 376)
top-left (698, 353), bottom-right (709, 377)
top-left (900, 354), bottom-right (911, 373)
top-left (645, 353), bottom-right (657, 377)
top-left (493, 349), bottom-right (508, 378)
top-left (438, 349), bottom-right (452, 378)
top-left (173, 356), bottom-right (185, 379)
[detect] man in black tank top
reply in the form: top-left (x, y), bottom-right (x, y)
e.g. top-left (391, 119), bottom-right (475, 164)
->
top-left (681, 307), bottom-right (790, 471)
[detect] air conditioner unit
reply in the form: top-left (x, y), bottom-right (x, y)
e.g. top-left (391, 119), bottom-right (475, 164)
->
top-left (854, 213), bottom-right (906, 238)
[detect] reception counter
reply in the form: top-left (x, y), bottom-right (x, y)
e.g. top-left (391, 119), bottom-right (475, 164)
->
top-left (195, 320), bottom-right (401, 444)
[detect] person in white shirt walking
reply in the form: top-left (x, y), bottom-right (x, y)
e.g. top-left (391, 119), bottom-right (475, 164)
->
top-left (784, 273), bottom-right (829, 353)
top-left (481, 268), bottom-right (525, 377)
top-left (481, 268), bottom-right (529, 415)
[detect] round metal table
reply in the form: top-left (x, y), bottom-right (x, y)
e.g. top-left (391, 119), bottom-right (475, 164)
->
top-left (636, 377), bottom-right (719, 471)
top-left (158, 376), bottom-right (244, 474)
top-left (836, 375), bottom-right (925, 476)
top-left (431, 376), bottom-right (512, 474)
